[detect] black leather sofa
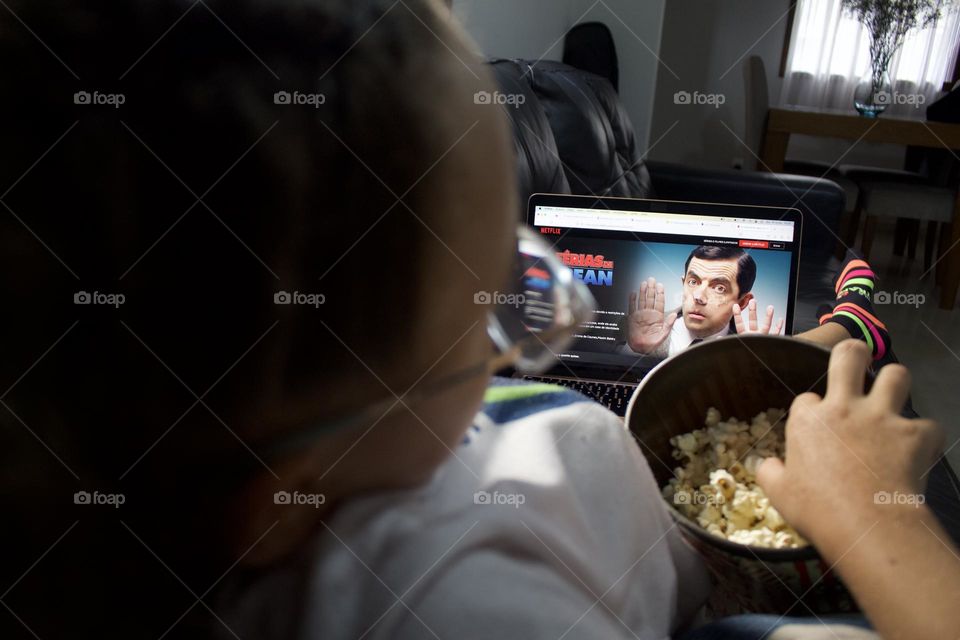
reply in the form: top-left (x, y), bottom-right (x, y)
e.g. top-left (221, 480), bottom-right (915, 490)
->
top-left (491, 58), bottom-right (960, 545)
top-left (489, 58), bottom-right (845, 333)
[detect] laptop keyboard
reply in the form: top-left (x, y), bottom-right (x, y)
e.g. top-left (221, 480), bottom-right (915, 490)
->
top-left (523, 376), bottom-right (635, 417)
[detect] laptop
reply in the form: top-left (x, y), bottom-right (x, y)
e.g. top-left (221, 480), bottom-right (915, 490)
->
top-left (521, 193), bottom-right (803, 416)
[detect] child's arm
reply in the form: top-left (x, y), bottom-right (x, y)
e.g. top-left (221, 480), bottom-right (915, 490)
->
top-left (758, 340), bottom-right (960, 640)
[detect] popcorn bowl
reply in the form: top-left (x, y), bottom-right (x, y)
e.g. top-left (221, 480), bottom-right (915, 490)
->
top-left (625, 334), bottom-right (865, 616)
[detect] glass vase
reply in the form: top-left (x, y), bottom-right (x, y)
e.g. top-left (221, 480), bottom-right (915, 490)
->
top-left (853, 69), bottom-right (892, 117)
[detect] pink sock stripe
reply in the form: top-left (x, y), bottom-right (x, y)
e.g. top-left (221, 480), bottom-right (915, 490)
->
top-left (834, 301), bottom-right (886, 329)
top-left (842, 305), bottom-right (886, 359)
top-left (840, 268), bottom-right (875, 285)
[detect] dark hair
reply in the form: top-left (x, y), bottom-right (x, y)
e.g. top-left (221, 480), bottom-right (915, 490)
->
top-left (683, 245), bottom-right (757, 296)
top-left (0, 1), bottom-right (483, 637)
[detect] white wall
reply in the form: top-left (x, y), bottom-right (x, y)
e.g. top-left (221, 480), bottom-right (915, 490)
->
top-left (647, 0), bottom-right (904, 171)
top-left (451, 0), bottom-right (666, 150)
top-left (452, 0), bottom-right (584, 61)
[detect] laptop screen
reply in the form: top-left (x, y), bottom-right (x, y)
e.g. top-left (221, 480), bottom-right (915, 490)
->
top-left (528, 194), bottom-right (802, 380)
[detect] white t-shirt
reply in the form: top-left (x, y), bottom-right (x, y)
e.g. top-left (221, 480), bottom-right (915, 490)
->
top-left (225, 379), bottom-right (711, 639)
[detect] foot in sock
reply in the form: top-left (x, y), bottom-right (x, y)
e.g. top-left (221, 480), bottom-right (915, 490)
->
top-left (818, 256), bottom-right (891, 360)
top-left (835, 256), bottom-right (876, 300)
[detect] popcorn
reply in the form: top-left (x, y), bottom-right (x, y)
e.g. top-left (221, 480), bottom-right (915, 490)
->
top-left (709, 469), bottom-right (736, 501)
top-left (675, 432), bottom-right (699, 454)
top-left (761, 504), bottom-right (786, 531)
top-left (662, 407), bottom-right (807, 549)
top-left (697, 504), bottom-right (723, 527)
top-left (723, 489), bottom-right (759, 531)
top-left (729, 527), bottom-right (775, 547)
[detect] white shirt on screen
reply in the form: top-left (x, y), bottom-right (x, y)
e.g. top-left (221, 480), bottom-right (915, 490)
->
top-left (665, 310), bottom-right (731, 357)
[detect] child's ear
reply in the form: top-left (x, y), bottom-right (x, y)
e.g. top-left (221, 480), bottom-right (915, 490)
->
top-left (227, 455), bottom-right (331, 568)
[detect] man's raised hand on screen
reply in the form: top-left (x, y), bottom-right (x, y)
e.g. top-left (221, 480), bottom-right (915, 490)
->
top-left (626, 277), bottom-right (677, 354)
top-left (732, 299), bottom-right (784, 335)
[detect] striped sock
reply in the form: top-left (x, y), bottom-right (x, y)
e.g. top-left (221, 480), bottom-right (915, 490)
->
top-left (817, 291), bottom-right (891, 360)
top-left (835, 257), bottom-right (876, 301)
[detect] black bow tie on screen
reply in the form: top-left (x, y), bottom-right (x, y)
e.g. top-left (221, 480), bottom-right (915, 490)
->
top-left (690, 338), bottom-right (704, 346)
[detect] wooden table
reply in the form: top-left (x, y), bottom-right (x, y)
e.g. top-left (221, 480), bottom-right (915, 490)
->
top-left (760, 106), bottom-right (960, 310)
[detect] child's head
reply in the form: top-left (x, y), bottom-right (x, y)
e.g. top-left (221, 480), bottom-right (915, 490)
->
top-left (0, 0), bottom-right (515, 633)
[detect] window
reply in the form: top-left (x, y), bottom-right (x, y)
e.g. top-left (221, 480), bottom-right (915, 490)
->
top-left (781, 0), bottom-right (960, 114)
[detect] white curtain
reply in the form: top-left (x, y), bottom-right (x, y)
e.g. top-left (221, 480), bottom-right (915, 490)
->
top-left (781, 0), bottom-right (960, 117)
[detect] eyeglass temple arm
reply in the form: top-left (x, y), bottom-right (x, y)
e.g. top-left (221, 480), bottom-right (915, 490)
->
top-left (259, 324), bottom-right (568, 461)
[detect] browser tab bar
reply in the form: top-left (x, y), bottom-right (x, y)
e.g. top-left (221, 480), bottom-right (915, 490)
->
top-left (533, 206), bottom-right (795, 242)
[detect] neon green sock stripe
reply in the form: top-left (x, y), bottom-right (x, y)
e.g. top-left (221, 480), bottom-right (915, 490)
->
top-left (841, 285), bottom-right (872, 299)
top-left (842, 277), bottom-right (874, 290)
top-left (833, 310), bottom-right (875, 353)
top-left (484, 384), bottom-right (564, 403)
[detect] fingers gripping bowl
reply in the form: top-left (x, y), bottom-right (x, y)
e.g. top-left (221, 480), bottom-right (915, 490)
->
top-left (625, 335), bottom-right (869, 615)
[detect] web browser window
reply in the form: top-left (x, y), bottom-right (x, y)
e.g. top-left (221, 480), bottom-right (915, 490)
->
top-left (529, 200), bottom-right (801, 373)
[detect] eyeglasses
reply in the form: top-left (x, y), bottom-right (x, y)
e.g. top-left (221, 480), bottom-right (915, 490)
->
top-left (258, 224), bottom-right (596, 461)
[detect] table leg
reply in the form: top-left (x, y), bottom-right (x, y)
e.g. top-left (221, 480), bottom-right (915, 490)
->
top-left (862, 215), bottom-right (878, 260)
top-left (836, 197), bottom-right (864, 259)
top-left (759, 129), bottom-right (788, 173)
top-left (925, 220), bottom-right (938, 273)
top-left (905, 219), bottom-right (920, 260)
top-left (893, 219), bottom-right (909, 256)
top-left (939, 194), bottom-right (960, 310)
top-left (937, 222), bottom-right (951, 285)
